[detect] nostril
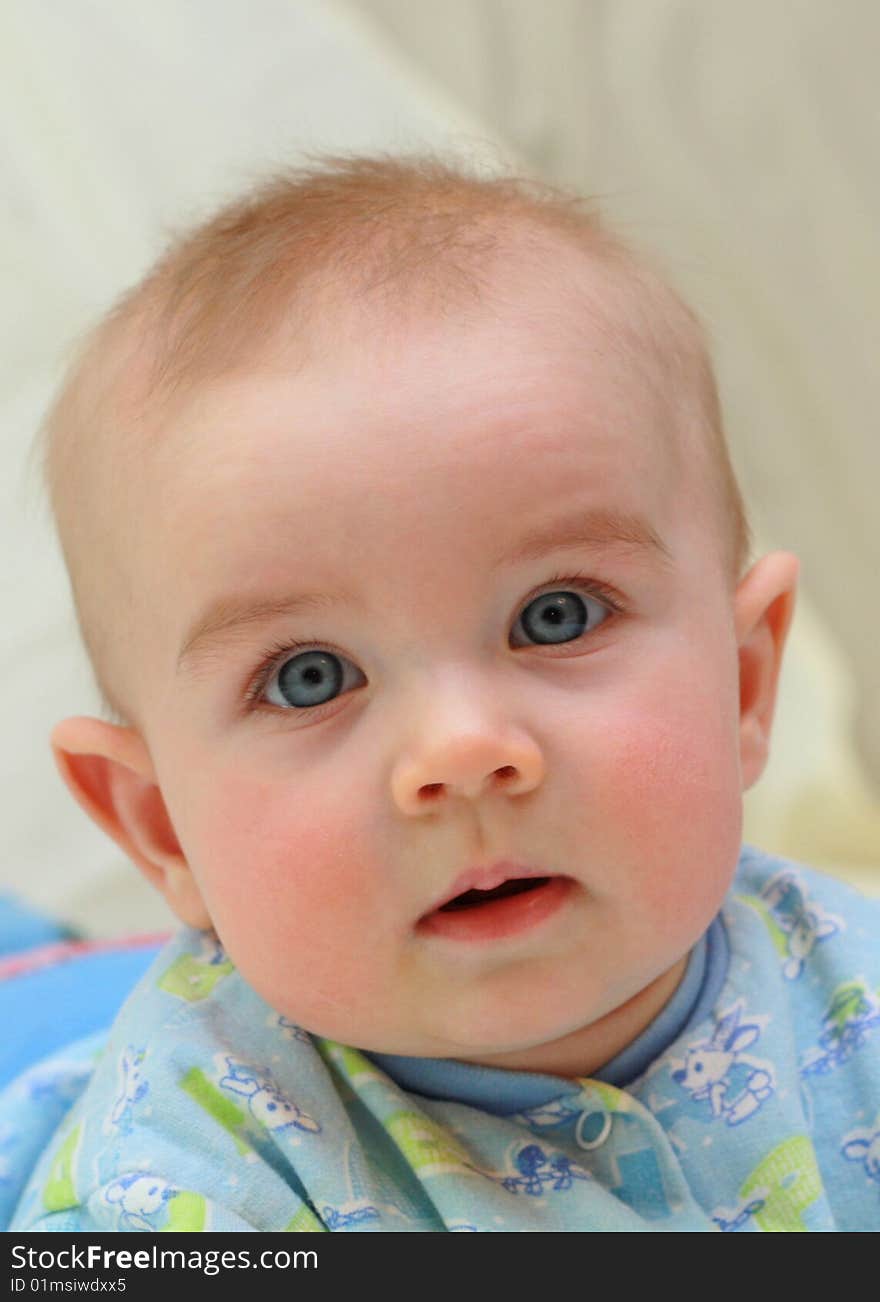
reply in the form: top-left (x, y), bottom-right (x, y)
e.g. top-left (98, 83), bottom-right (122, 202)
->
top-left (416, 769), bottom-right (519, 802)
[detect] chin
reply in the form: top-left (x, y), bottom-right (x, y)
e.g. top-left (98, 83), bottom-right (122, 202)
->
top-left (439, 1003), bottom-right (597, 1064)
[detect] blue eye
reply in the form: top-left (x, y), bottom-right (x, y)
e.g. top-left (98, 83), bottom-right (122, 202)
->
top-left (265, 650), bottom-right (363, 710)
top-left (514, 589), bottom-right (609, 647)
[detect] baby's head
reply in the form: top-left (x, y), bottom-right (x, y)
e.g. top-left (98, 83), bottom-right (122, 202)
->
top-left (43, 155), bottom-right (797, 1076)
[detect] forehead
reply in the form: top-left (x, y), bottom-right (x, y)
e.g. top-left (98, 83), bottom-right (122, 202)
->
top-left (132, 264), bottom-right (692, 646)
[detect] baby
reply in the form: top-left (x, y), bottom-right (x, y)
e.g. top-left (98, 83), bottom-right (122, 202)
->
top-left (8, 155), bottom-right (880, 1232)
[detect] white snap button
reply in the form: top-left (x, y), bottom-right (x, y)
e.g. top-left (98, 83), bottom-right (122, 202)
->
top-left (576, 1108), bottom-right (612, 1150)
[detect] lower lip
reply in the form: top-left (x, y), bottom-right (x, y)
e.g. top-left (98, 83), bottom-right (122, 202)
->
top-left (417, 877), bottom-right (573, 943)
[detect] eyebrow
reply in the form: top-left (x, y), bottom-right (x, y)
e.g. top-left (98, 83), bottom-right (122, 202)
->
top-left (493, 507), bottom-right (672, 571)
top-left (178, 589), bottom-right (354, 675)
top-left (177, 506), bottom-right (671, 675)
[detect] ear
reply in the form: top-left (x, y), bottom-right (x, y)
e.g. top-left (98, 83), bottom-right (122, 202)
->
top-left (50, 716), bottom-right (212, 929)
top-left (734, 551), bottom-right (800, 790)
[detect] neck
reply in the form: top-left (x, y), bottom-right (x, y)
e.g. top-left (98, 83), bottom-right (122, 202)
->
top-left (454, 954), bottom-right (689, 1079)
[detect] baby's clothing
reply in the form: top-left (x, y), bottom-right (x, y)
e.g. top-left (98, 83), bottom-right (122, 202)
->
top-left (6, 846), bottom-right (880, 1232)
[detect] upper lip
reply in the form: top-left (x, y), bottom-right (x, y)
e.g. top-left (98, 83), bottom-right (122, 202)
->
top-left (423, 860), bottom-right (551, 916)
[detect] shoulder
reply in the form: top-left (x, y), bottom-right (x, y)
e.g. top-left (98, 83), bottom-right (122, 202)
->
top-left (9, 930), bottom-right (327, 1231)
top-left (731, 844), bottom-right (880, 933)
top-left (723, 843), bottom-right (880, 994)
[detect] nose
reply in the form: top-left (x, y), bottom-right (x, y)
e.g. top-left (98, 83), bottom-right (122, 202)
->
top-left (390, 700), bottom-right (545, 815)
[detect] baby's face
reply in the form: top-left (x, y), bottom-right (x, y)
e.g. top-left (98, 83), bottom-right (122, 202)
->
top-left (127, 263), bottom-right (748, 1067)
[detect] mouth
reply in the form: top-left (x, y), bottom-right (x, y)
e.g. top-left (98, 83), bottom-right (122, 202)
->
top-left (437, 876), bottom-right (552, 911)
top-left (417, 864), bottom-right (573, 943)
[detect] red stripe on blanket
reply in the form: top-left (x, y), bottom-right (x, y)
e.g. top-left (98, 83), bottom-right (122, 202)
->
top-left (0, 933), bottom-right (171, 982)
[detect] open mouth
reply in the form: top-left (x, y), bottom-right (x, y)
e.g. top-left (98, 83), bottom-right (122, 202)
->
top-left (418, 874), bottom-right (572, 942)
top-left (437, 876), bottom-right (552, 912)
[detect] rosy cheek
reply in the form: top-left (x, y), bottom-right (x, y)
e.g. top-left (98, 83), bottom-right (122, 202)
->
top-left (585, 695), bottom-right (741, 913)
top-left (186, 770), bottom-right (377, 968)
top-left (180, 769), bottom-right (389, 1027)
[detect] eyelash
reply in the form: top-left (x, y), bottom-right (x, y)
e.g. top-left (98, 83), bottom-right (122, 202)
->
top-left (241, 571), bottom-right (626, 712)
